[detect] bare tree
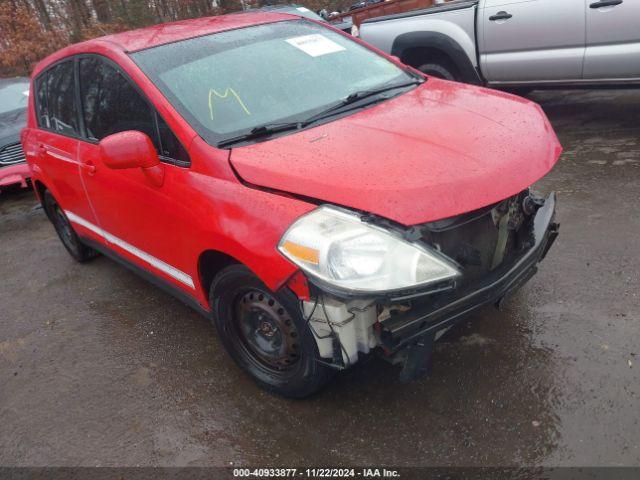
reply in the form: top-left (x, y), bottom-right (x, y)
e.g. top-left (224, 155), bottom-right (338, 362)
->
top-left (0, 0), bottom-right (354, 76)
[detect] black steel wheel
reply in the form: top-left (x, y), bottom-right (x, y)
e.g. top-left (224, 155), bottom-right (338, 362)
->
top-left (233, 290), bottom-right (301, 370)
top-left (210, 264), bottom-right (334, 398)
top-left (418, 62), bottom-right (458, 81)
top-left (42, 190), bottom-right (98, 262)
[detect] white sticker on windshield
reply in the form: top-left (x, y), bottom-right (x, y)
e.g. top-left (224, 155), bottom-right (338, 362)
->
top-left (296, 6), bottom-right (310, 11)
top-left (286, 34), bottom-right (346, 57)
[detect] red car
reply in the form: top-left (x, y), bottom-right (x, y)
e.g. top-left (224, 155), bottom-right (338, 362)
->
top-left (22, 12), bottom-right (561, 397)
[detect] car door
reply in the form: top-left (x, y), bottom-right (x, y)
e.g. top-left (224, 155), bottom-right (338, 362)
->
top-left (583, 0), bottom-right (640, 79)
top-left (75, 55), bottom-right (196, 293)
top-left (479, 0), bottom-right (586, 83)
top-left (32, 59), bottom-right (100, 240)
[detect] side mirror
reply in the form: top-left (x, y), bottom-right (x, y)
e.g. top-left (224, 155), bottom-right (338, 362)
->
top-left (99, 131), bottom-right (164, 186)
top-left (99, 130), bottom-right (159, 170)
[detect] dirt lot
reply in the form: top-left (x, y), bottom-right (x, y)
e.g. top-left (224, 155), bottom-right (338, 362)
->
top-left (1, 89), bottom-right (639, 467)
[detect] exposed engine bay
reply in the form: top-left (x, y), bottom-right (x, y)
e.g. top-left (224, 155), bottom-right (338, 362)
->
top-left (300, 189), bottom-right (559, 380)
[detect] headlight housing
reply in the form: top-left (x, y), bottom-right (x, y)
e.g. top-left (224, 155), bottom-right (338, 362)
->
top-left (278, 206), bottom-right (460, 294)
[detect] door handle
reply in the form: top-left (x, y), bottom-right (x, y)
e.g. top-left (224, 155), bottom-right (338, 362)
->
top-left (80, 162), bottom-right (96, 175)
top-left (590, 0), bottom-right (622, 7)
top-left (489, 11), bottom-right (512, 21)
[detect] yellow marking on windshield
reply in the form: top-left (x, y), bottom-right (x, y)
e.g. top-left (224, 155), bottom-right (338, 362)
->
top-left (208, 88), bottom-right (251, 119)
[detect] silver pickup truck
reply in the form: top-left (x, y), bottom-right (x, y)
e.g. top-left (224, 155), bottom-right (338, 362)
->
top-left (359, 0), bottom-right (640, 88)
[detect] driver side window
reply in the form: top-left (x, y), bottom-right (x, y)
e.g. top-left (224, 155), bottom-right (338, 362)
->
top-left (79, 56), bottom-right (189, 166)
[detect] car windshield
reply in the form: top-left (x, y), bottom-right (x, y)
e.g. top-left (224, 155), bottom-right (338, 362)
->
top-left (0, 80), bottom-right (29, 115)
top-left (131, 19), bottom-right (414, 146)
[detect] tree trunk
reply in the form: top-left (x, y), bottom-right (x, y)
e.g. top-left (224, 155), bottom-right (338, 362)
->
top-left (92, 0), bottom-right (112, 23)
top-left (66, 0), bottom-right (90, 41)
top-left (30, 0), bottom-right (52, 30)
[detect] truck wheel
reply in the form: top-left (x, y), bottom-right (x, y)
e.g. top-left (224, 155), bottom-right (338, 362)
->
top-left (209, 264), bottom-right (334, 398)
top-left (418, 62), bottom-right (458, 81)
top-left (503, 87), bottom-right (534, 97)
top-left (42, 190), bottom-right (98, 263)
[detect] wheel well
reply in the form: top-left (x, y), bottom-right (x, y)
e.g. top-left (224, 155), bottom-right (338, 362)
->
top-left (33, 180), bottom-right (51, 220)
top-left (198, 250), bottom-right (239, 302)
top-left (33, 180), bottom-right (47, 203)
top-left (401, 47), bottom-right (460, 78)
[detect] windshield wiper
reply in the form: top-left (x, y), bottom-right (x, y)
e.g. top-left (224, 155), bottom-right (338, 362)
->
top-left (297, 79), bottom-right (423, 126)
top-left (218, 122), bottom-right (302, 148)
top-left (217, 79), bottom-right (422, 148)
top-left (344, 79), bottom-right (423, 104)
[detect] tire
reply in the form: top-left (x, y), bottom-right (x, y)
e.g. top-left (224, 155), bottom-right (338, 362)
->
top-left (503, 87), bottom-right (534, 98)
top-left (42, 190), bottom-right (98, 263)
top-left (209, 264), bottom-right (334, 398)
top-left (418, 62), bottom-right (458, 81)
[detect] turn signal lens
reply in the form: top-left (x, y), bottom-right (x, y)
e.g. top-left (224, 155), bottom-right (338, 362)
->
top-left (281, 241), bottom-right (320, 265)
top-left (278, 206), bottom-right (460, 294)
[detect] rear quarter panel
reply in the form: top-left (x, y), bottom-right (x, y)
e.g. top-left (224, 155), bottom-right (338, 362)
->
top-left (360, 3), bottom-right (478, 67)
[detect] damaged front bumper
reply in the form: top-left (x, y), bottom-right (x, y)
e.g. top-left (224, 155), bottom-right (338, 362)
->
top-left (0, 162), bottom-right (30, 189)
top-left (302, 192), bottom-right (559, 379)
top-left (380, 192), bottom-right (558, 353)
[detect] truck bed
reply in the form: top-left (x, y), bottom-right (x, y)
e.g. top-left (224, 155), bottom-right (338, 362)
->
top-left (362, 0), bottom-right (477, 25)
top-left (329, 0), bottom-right (440, 30)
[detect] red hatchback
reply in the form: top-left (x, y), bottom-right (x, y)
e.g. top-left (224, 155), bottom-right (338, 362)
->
top-left (22, 12), bottom-right (561, 397)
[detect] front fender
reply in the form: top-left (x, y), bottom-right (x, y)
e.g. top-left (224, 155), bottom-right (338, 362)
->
top-left (186, 170), bottom-right (316, 306)
top-left (392, 31), bottom-right (482, 85)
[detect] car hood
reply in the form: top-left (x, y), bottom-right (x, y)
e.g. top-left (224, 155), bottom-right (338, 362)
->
top-left (229, 79), bottom-right (562, 225)
top-left (0, 108), bottom-right (27, 146)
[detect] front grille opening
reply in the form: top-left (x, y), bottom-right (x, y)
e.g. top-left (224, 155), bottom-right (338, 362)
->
top-left (0, 142), bottom-right (26, 166)
top-left (418, 190), bottom-right (534, 286)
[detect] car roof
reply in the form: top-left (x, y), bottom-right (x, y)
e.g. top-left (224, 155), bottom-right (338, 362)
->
top-left (98, 11), bottom-right (295, 52)
top-left (33, 11), bottom-right (297, 75)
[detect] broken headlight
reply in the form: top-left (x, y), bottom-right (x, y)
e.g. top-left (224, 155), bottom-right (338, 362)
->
top-left (278, 206), bottom-right (460, 294)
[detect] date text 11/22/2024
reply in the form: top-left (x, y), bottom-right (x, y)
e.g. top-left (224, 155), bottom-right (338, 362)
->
top-left (232, 468), bottom-right (401, 477)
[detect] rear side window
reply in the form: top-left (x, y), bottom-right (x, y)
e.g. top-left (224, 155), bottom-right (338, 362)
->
top-left (35, 75), bottom-right (49, 128)
top-left (36, 61), bottom-right (79, 136)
